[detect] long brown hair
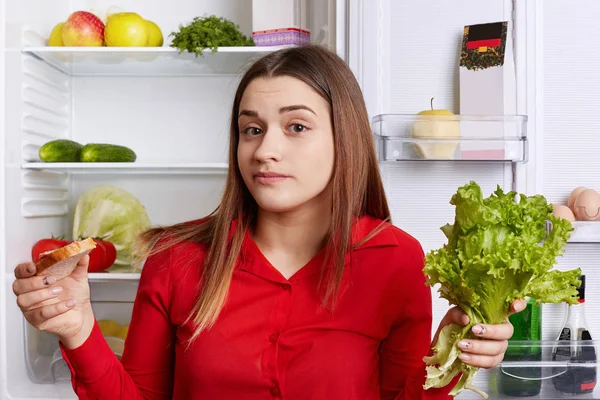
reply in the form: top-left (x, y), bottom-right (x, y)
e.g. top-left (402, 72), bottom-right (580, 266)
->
top-left (132, 44), bottom-right (391, 341)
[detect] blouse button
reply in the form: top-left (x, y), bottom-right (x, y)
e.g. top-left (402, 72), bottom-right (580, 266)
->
top-left (282, 284), bottom-right (291, 291)
top-left (270, 386), bottom-right (280, 397)
top-left (269, 333), bottom-right (279, 343)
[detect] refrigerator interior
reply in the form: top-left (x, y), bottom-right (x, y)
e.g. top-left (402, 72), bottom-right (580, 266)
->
top-left (1, 0), bottom-right (336, 398)
top-left (4, 0), bottom-right (600, 399)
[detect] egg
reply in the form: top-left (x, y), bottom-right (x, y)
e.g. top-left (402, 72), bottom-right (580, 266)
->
top-left (552, 204), bottom-right (575, 222)
top-left (573, 189), bottom-right (600, 221)
top-left (568, 186), bottom-right (587, 211)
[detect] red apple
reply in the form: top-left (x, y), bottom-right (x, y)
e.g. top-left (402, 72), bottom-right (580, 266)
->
top-left (62, 11), bottom-right (105, 46)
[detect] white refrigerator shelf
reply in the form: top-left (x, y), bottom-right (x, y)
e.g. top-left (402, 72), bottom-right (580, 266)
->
top-left (5, 272), bottom-right (140, 283)
top-left (88, 272), bottom-right (141, 281)
top-left (22, 162), bottom-right (229, 175)
top-left (22, 46), bottom-right (294, 77)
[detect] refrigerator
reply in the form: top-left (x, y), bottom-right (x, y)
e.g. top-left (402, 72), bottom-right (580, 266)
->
top-left (2, 0), bottom-right (600, 399)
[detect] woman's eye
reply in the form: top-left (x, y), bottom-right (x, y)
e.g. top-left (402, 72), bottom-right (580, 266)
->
top-left (289, 124), bottom-right (307, 134)
top-left (244, 127), bottom-right (262, 136)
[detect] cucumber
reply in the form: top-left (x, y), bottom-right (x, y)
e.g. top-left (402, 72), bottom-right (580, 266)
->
top-left (39, 139), bottom-right (83, 162)
top-left (80, 144), bottom-right (137, 163)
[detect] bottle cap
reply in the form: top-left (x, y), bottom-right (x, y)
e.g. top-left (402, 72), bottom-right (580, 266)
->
top-left (578, 275), bottom-right (586, 302)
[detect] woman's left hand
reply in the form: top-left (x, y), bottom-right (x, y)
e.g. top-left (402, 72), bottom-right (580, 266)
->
top-left (433, 299), bottom-right (527, 369)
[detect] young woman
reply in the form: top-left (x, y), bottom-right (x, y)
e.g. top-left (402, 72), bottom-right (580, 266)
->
top-left (13, 45), bottom-right (523, 399)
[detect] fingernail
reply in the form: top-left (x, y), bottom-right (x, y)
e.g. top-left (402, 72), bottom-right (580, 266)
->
top-left (514, 301), bottom-right (525, 312)
top-left (472, 325), bottom-right (485, 335)
top-left (26, 265), bottom-right (35, 274)
top-left (458, 340), bottom-right (471, 350)
top-left (50, 286), bottom-right (63, 295)
top-left (459, 353), bottom-right (471, 361)
top-left (43, 276), bottom-right (56, 285)
top-left (66, 300), bottom-right (76, 307)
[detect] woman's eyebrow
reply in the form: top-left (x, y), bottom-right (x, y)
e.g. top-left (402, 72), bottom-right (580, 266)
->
top-left (280, 105), bottom-right (317, 116)
top-left (238, 109), bottom-right (258, 118)
top-left (238, 105), bottom-right (317, 118)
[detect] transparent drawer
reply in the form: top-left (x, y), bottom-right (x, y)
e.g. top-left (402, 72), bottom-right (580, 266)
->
top-left (456, 340), bottom-right (600, 399)
top-left (24, 281), bottom-right (138, 384)
top-left (372, 114), bottom-right (528, 162)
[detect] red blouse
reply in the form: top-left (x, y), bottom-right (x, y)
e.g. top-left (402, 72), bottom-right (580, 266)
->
top-left (60, 216), bottom-right (453, 399)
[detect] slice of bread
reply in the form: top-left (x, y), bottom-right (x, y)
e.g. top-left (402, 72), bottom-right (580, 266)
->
top-left (35, 238), bottom-right (96, 281)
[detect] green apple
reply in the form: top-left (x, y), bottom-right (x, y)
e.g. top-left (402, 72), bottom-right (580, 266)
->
top-left (412, 97), bottom-right (460, 159)
top-left (104, 12), bottom-right (149, 46)
top-left (48, 22), bottom-right (65, 46)
top-left (145, 20), bottom-right (164, 47)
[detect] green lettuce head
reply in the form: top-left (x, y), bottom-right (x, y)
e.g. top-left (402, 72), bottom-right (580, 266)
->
top-left (73, 185), bottom-right (152, 267)
top-left (423, 181), bottom-right (581, 398)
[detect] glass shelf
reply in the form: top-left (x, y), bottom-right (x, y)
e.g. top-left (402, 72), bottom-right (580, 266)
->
top-left (88, 272), bottom-right (140, 281)
top-left (455, 340), bottom-right (599, 399)
top-left (372, 114), bottom-right (528, 162)
top-left (22, 46), bottom-right (293, 77)
top-left (22, 162), bottom-right (229, 175)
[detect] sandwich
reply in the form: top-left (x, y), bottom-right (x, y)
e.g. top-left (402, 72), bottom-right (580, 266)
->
top-left (35, 238), bottom-right (96, 281)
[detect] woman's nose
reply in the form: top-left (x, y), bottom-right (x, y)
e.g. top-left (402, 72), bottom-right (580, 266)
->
top-left (253, 128), bottom-right (284, 162)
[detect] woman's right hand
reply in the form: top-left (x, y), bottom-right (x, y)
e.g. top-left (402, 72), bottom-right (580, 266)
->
top-left (12, 255), bottom-right (96, 349)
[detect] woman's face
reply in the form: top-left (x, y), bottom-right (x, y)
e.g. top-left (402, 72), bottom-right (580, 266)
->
top-left (237, 76), bottom-right (335, 215)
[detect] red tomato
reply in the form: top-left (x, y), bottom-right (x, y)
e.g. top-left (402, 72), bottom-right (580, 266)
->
top-left (88, 239), bottom-right (117, 273)
top-left (101, 239), bottom-right (117, 267)
top-left (32, 238), bottom-right (69, 262)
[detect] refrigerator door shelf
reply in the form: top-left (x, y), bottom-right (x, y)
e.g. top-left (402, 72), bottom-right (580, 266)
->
top-left (567, 221), bottom-right (600, 243)
top-left (372, 114), bottom-right (528, 163)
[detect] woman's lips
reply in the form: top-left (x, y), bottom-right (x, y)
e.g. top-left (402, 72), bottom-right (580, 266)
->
top-left (255, 172), bottom-right (289, 184)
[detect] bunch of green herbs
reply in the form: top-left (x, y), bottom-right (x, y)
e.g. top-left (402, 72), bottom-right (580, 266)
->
top-left (170, 15), bottom-right (254, 56)
top-left (423, 181), bottom-right (581, 398)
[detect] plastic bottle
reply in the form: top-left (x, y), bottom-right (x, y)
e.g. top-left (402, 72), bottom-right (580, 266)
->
top-left (552, 275), bottom-right (597, 395)
top-left (498, 297), bottom-right (542, 396)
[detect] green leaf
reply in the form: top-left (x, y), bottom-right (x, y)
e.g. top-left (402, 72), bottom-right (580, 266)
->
top-left (73, 185), bottom-right (151, 266)
top-left (422, 181), bottom-right (580, 398)
top-left (169, 14), bottom-right (254, 57)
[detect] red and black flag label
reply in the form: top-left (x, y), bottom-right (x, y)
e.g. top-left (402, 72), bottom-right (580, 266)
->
top-left (460, 21), bottom-right (508, 71)
top-left (466, 22), bottom-right (503, 50)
